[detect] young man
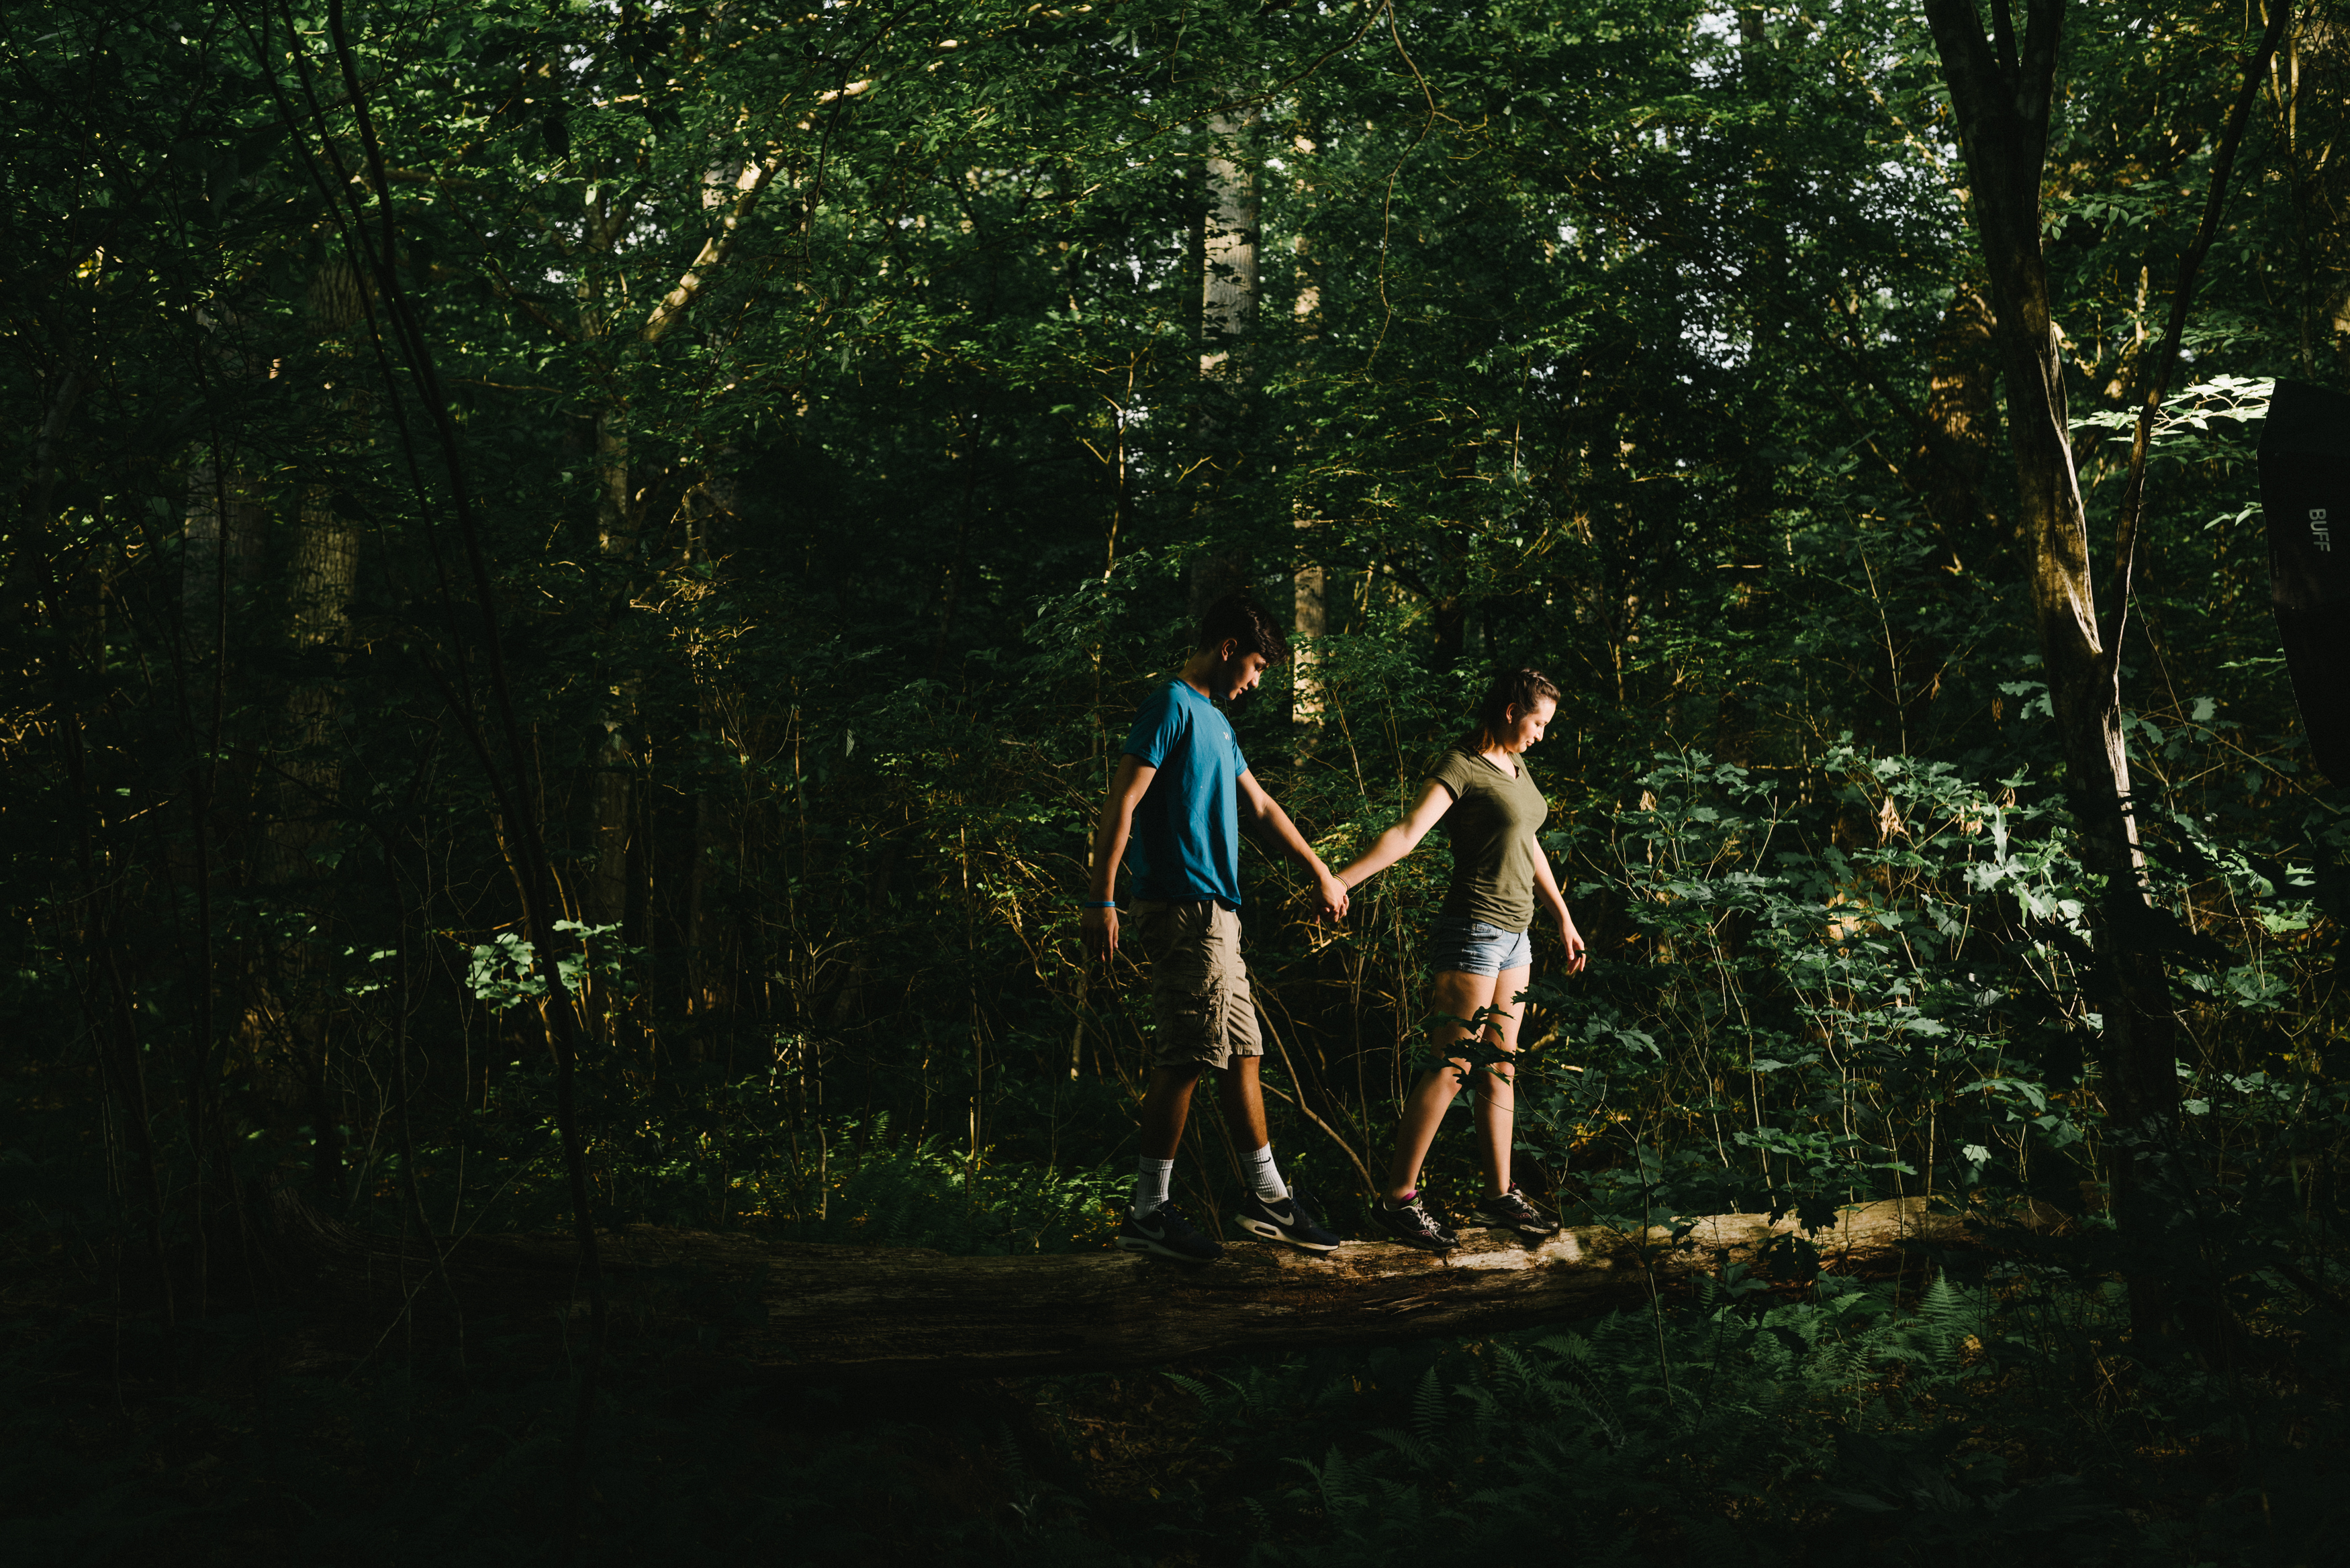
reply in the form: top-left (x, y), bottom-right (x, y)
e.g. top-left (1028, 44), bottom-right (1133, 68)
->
top-left (1082, 593), bottom-right (1349, 1261)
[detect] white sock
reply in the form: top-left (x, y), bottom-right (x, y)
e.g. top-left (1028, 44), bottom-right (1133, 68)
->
top-left (1133, 1157), bottom-right (1175, 1215)
top-left (1243, 1144), bottom-right (1289, 1204)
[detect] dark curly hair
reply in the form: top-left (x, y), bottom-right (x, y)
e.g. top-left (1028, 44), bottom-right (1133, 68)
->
top-left (1196, 592), bottom-right (1290, 667)
top-left (1466, 667), bottom-right (1561, 751)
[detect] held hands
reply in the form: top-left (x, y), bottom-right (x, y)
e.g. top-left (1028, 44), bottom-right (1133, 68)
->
top-left (1311, 867), bottom-right (1350, 923)
top-left (1082, 903), bottom-right (1119, 963)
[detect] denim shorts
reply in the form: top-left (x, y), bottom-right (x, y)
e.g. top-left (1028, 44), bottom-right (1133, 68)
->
top-left (1425, 916), bottom-right (1533, 976)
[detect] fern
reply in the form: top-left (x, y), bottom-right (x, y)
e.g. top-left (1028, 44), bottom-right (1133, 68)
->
top-left (1164, 1371), bottom-right (1213, 1404)
top-left (1366, 1425), bottom-right (1436, 1470)
top-left (1487, 1341), bottom-right (1539, 1401)
top-left (1211, 1269), bottom-right (2156, 1566)
top-left (1410, 1365), bottom-right (1446, 1448)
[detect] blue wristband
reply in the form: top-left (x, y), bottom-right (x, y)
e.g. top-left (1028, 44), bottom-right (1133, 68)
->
top-left (1081, 900), bottom-right (1116, 909)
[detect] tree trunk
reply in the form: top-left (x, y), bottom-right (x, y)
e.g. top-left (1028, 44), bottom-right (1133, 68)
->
top-left (272, 1193), bottom-right (2036, 1379)
top-left (261, 485), bottom-right (359, 888)
top-left (181, 454), bottom-right (266, 638)
top-left (684, 462), bottom-right (743, 1056)
top-left (1909, 290), bottom-right (1998, 550)
top-left (1293, 553), bottom-right (1326, 724)
top-left (580, 142), bottom-right (788, 946)
top-left (252, 268), bottom-right (369, 1200)
top-left (1288, 149), bottom-right (1327, 726)
top-left (1188, 107), bottom-right (1262, 623)
top-left (1921, 0), bottom-right (2181, 1326)
top-left (588, 405), bottom-right (639, 940)
top-left (1200, 107), bottom-right (1260, 383)
top-left (260, 486), bottom-right (362, 1198)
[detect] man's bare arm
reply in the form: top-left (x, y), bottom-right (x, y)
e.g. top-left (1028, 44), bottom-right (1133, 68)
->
top-left (1082, 756), bottom-right (1156, 961)
top-left (1236, 770), bottom-right (1350, 922)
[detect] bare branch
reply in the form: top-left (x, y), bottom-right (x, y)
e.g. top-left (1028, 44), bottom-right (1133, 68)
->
top-left (642, 155), bottom-right (786, 346)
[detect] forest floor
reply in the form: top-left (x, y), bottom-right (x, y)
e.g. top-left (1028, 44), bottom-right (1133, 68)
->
top-left (3, 1210), bottom-right (2347, 1567)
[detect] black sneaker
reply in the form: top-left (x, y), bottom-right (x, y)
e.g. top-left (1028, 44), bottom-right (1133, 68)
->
top-left (1233, 1183), bottom-right (1342, 1255)
top-left (1472, 1185), bottom-right (1561, 1240)
top-left (1115, 1202), bottom-right (1223, 1262)
top-left (1370, 1193), bottom-right (1458, 1253)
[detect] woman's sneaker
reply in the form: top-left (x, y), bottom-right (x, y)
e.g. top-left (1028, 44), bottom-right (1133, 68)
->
top-left (1370, 1193), bottom-right (1458, 1253)
top-left (1471, 1185), bottom-right (1562, 1240)
top-left (1233, 1182), bottom-right (1342, 1255)
top-left (1115, 1202), bottom-right (1223, 1262)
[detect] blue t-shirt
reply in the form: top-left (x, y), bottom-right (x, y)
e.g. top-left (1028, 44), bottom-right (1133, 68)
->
top-left (1121, 679), bottom-right (1250, 908)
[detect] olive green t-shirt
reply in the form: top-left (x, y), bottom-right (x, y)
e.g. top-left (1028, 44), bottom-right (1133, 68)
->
top-left (1425, 748), bottom-right (1549, 932)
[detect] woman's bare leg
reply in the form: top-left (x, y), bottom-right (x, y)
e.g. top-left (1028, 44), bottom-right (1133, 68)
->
top-left (1471, 965), bottom-right (1531, 1196)
top-left (1380, 968), bottom-right (1507, 1201)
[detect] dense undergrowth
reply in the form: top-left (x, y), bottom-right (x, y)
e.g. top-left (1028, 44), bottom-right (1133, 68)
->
top-left (6, 684), bottom-right (2345, 1561)
top-left (7, 680), bottom-right (2347, 1562)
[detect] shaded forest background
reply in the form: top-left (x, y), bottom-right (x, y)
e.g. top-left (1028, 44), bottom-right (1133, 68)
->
top-left (5, 0), bottom-right (2349, 1561)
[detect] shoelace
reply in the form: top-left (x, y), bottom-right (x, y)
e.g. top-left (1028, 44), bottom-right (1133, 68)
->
top-left (1391, 1197), bottom-right (1446, 1235)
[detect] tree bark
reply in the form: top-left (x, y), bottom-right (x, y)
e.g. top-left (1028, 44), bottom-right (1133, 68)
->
top-left (260, 485), bottom-right (359, 890)
top-left (1199, 107), bottom-right (1260, 383)
top-left (684, 460), bottom-right (746, 1056)
top-left (273, 1193), bottom-right (2034, 1379)
top-left (250, 266), bottom-right (371, 1200)
top-left (1293, 552), bottom-right (1327, 724)
top-left (1288, 146), bottom-right (1327, 728)
top-left (260, 485), bottom-right (362, 1198)
top-left (181, 454), bottom-right (266, 637)
top-left (1908, 290), bottom-right (1998, 550)
top-left (1188, 106), bottom-right (1262, 624)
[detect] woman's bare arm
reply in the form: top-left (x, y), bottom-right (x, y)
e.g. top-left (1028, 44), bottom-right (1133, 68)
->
top-left (1530, 836), bottom-right (1586, 973)
top-left (1333, 779), bottom-right (1454, 891)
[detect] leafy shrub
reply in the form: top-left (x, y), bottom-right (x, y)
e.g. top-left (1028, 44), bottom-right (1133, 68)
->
top-left (1173, 1271), bottom-right (2338, 1567)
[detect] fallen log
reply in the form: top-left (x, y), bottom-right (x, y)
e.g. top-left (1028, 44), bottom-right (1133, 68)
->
top-left (273, 1194), bottom-right (2042, 1379)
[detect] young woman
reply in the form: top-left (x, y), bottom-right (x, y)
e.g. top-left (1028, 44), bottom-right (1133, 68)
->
top-left (1336, 668), bottom-right (1587, 1250)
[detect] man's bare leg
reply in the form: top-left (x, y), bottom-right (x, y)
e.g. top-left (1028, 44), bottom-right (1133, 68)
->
top-left (1138, 1064), bottom-right (1207, 1160)
top-left (1215, 1054), bottom-right (1271, 1150)
top-left (1217, 1055), bottom-right (1339, 1251)
top-left (1119, 1063), bottom-right (1223, 1259)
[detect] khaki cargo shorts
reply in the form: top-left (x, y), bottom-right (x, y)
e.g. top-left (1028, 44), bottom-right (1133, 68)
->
top-left (1133, 900), bottom-right (1262, 1071)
